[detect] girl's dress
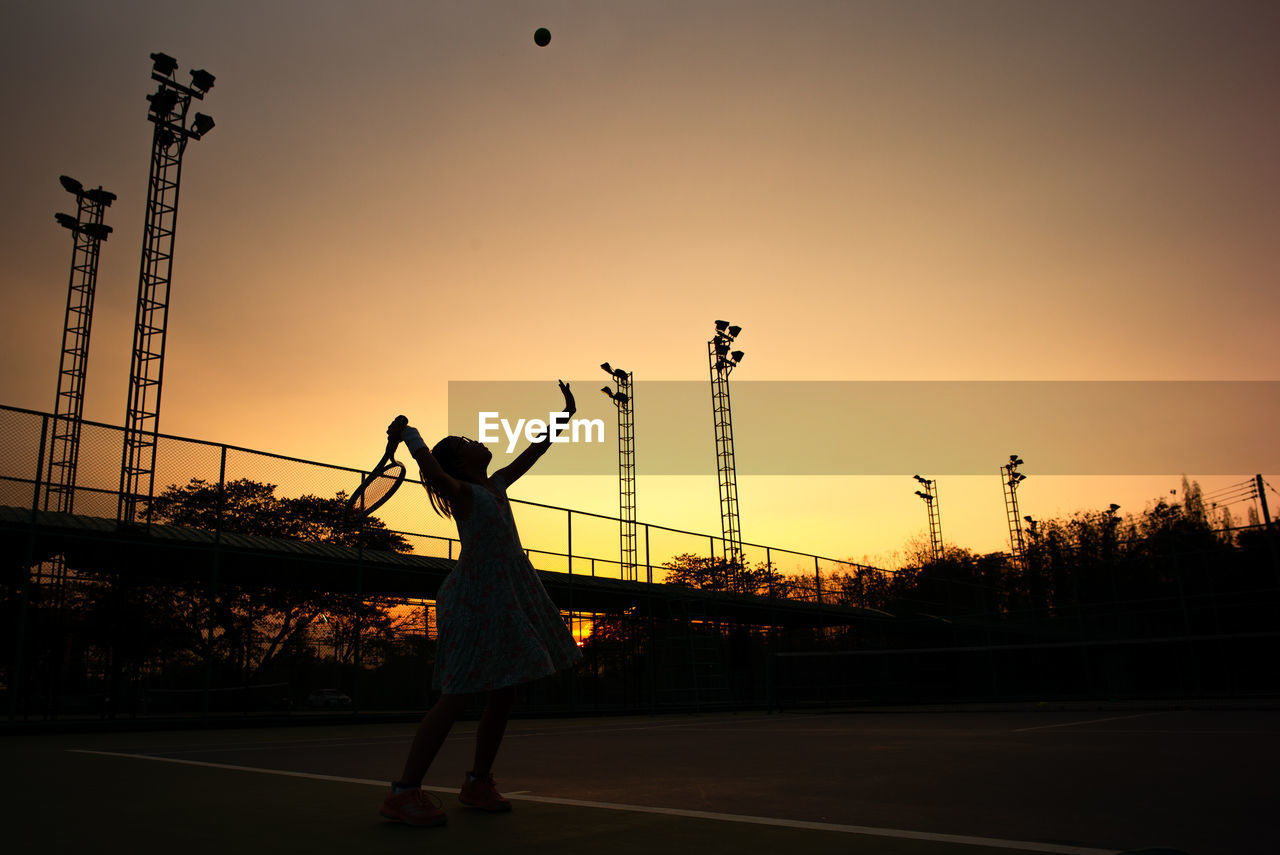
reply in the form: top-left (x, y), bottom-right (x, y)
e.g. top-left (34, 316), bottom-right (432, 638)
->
top-left (433, 472), bottom-right (583, 693)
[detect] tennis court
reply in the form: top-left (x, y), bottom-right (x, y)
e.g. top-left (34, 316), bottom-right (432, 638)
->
top-left (8, 704), bottom-right (1276, 854)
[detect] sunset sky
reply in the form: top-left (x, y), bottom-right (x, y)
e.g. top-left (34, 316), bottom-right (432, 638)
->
top-left (2, 1), bottom-right (1277, 568)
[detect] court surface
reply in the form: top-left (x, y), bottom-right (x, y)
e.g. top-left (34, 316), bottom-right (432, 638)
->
top-left (8, 706), bottom-right (1277, 855)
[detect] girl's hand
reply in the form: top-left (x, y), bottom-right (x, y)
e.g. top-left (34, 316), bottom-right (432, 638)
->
top-left (558, 380), bottom-right (576, 416)
top-left (387, 415), bottom-right (408, 442)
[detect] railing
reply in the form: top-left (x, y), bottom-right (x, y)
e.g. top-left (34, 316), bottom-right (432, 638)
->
top-left (0, 403), bottom-right (883, 601)
top-left (1, 403), bottom-right (891, 723)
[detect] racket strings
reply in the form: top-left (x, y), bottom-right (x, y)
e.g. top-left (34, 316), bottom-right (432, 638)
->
top-left (352, 461), bottom-right (406, 514)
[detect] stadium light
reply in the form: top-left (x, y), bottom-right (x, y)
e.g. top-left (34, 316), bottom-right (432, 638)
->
top-left (708, 319), bottom-right (745, 567)
top-left (147, 87), bottom-right (179, 117)
top-left (189, 68), bottom-right (216, 94)
top-left (190, 112), bottom-right (215, 138)
top-left (1001, 455), bottom-right (1028, 570)
top-left (601, 359), bottom-right (638, 580)
top-left (84, 188), bottom-right (117, 206)
top-left (150, 52), bottom-right (178, 76)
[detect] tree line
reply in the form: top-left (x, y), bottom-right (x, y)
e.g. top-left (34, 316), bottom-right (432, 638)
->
top-left (14, 475), bottom-right (1276, 711)
top-left (644, 478), bottom-right (1276, 626)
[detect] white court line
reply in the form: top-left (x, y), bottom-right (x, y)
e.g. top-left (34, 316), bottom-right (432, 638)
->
top-left (151, 738), bottom-right (435, 756)
top-left (97, 719), bottom-right (729, 757)
top-left (103, 732), bottom-right (411, 755)
top-left (68, 749), bottom-right (1118, 855)
top-left (1013, 713), bottom-right (1163, 733)
top-left (68, 749), bottom-right (424, 789)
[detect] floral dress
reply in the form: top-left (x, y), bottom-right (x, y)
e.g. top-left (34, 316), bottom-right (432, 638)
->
top-left (433, 473), bottom-right (582, 694)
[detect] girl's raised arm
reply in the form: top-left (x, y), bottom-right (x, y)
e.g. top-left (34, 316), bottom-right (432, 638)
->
top-left (495, 380), bottom-right (575, 487)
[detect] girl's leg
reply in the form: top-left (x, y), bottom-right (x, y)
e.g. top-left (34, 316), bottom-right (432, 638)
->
top-left (472, 685), bottom-right (516, 777)
top-left (397, 692), bottom-right (470, 787)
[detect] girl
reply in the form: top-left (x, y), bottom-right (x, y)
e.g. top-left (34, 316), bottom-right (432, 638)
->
top-left (379, 380), bottom-right (584, 827)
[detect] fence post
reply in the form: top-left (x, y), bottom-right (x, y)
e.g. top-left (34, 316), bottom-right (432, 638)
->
top-left (10, 415), bottom-right (50, 721)
top-left (31, 414), bottom-right (49, 516)
top-left (766, 547), bottom-right (773, 601)
top-left (200, 444), bottom-right (228, 724)
top-left (645, 524), bottom-right (652, 585)
top-left (567, 510), bottom-right (573, 575)
top-left (199, 552), bottom-right (217, 724)
top-left (815, 556), bottom-right (822, 606)
top-left (216, 445), bottom-right (227, 535)
top-left (354, 561), bottom-right (364, 719)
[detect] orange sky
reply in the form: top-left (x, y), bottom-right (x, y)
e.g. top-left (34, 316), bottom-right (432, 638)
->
top-left (2, 1), bottom-right (1277, 564)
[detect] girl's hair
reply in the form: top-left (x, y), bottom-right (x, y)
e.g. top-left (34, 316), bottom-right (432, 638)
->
top-left (422, 436), bottom-right (467, 518)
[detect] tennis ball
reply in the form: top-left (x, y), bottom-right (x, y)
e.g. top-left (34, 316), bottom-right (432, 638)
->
top-left (534, 27), bottom-right (551, 47)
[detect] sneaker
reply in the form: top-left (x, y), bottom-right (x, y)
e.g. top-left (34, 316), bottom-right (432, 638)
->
top-left (459, 772), bottom-right (512, 812)
top-left (380, 788), bottom-right (448, 827)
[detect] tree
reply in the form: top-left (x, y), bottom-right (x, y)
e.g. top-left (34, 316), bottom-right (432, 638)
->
top-left (821, 567), bottom-right (882, 609)
top-left (147, 478), bottom-right (409, 551)
top-left (660, 552), bottom-right (782, 597)
top-left (132, 478), bottom-right (412, 685)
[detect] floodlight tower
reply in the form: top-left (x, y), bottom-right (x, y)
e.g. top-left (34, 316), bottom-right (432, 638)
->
top-left (913, 474), bottom-right (943, 563)
top-left (708, 320), bottom-right (745, 567)
top-left (600, 362), bottom-right (637, 580)
top-left (47, 176), bottom-right (115, 514)
top-left (118, 52), bottom-right (215, 523)
top-left (1001, 454), bottom-right (1028, 570)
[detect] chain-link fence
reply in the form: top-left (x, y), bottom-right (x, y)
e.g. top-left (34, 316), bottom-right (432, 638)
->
top-left (4, 403), bottom-right (1278, 723)
top-left (1, 405), bottom-right (891, 722)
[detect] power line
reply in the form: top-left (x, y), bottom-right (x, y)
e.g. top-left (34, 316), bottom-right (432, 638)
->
top-left (1204, 487), bottom-right (1257, 505)
top-left (1202, 493), bottom-right (1257, 508)
top-left (1201, 478), bottom-right (1255, 499)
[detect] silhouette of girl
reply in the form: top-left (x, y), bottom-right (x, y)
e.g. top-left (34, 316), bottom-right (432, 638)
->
top-left (379, 380), bottom-right (583, 827)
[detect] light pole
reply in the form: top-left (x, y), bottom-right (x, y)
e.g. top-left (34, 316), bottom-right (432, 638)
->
top-left (40, 177), bottom-right (115, 604)
top-left (600, 362), bottom-right (637, 581)
top-left (913, 474), bottom-right (943, 563)
top-left (1001, 454), bottom-right (1028, 571)
top-left (120, 52), bottom-right (215, 523)
top-left (709, 320), bottom-right (745, 572)
top-left (49, 176), bottom-right (114, 515)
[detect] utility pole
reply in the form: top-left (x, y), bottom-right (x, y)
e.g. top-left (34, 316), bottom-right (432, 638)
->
top-left (1256, 474), bottom-right (1272, 527)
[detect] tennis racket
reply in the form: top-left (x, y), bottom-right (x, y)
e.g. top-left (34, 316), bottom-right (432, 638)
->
top-left (345, 415), bottom-right (409, 519)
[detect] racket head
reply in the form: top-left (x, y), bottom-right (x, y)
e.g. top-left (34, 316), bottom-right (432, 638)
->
top-left (345, 459), bottom-right (407, 519)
